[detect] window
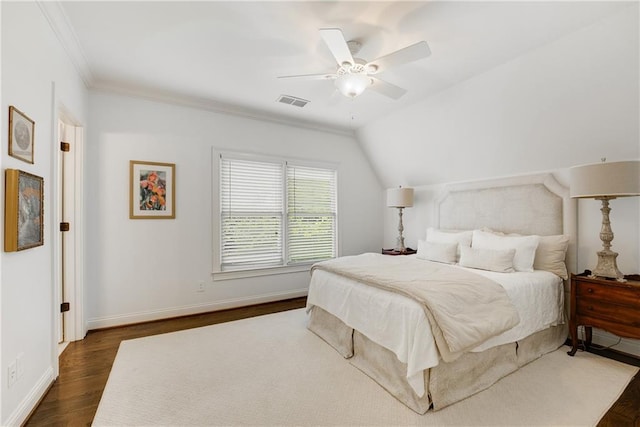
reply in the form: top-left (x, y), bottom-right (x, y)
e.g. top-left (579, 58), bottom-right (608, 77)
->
top-left (287, 164), bottom-right (337, 264)
top-left (218, 152), bottom-right (337, 272)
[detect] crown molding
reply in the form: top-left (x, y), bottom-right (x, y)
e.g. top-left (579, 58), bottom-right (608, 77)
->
top-left (36, 1), bottom-right (355, 138)
top-left (91, 81), bottom-right (356, 138)
top-left (37, 0), bottom-right (94, 87)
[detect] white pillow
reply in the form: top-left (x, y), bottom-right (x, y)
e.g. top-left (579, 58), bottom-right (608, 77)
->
top-left (425, 227), bottom-right (473, 260)
top-left (459, 246), bottom-right (516, 273)
top-left (480, 228), bottom-right (569, 279)
top-left (534, 235), bottom-right (570, 279)
top-left (472, 229), bottom-right (540, 272)
top-left (417, 240), bottom-right (458, 264)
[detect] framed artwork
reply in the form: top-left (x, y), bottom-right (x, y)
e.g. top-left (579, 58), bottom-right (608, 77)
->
top-left (130, 160), bottom-right (175, 219)
top-left (8, 106), bottom-right (35, 164)
top-left (4, 169), bottom-right (44, 252)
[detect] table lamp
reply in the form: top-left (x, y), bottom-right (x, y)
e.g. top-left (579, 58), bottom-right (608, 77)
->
top-left (387, 186), bottom-right (414, 253)
top-left (569, 159), bottom-right (640, 281)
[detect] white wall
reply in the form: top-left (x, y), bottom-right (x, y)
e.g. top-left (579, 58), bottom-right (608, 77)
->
top-left (359, 4), bottom-right (638, 189)
top-left (1, 2), bottom-right (88, 424)
top-left (85, 91), bottom-right (382, 328)
top-left (359, 5), bottom-right (640, 355)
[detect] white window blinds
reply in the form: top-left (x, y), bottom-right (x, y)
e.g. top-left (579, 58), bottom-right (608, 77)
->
top-left (219, 153), bottom-right (337, 271)
top-left (287, 164), bottom-right (337, 264)
top-left (220, 157), bottom-right (284, 268)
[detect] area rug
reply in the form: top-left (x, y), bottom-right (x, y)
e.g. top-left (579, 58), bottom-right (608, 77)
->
top-left (93, 308), bottom-right (637, 426)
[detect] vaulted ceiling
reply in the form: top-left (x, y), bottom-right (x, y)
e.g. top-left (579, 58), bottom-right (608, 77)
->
top-left (49, 1), bottom-right (628, 133)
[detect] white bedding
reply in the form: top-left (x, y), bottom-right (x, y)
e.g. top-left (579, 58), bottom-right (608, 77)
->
top-left (306, 256), bottom-right (564, 397)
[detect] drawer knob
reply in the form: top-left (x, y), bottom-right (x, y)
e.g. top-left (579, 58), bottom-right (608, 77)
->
top-left (587, 288), bottom-right (594, 293)
top-left (588, 305), bottom-right (594, 310)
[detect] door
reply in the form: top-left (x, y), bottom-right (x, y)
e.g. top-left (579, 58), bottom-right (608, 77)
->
top-left (57, 119), bottom-right (84, 343)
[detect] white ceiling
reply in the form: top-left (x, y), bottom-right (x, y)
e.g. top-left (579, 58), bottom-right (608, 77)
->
top-left (54, 1), bottom-right (629, 133)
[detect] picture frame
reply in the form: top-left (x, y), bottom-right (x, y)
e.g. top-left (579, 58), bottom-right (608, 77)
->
top-left (5, 169), bottom-right (44, 252)
top-left (130, 160), bottom-right (175, 219)
top-left (8, 106), bottom-right (35, 164)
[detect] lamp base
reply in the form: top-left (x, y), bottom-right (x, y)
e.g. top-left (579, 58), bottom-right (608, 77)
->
top-left (394, 240), bottom-right (407, 254)
top-left (394, 207), bottom-right (406, 254)
top-left (591, 249), bottom-right (626, 282)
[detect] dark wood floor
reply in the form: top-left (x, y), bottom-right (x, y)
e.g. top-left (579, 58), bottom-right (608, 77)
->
top-left (25, 297), bottom-right (639, 426)
top-left (593, 345), bottom-right (640, 427)
top-left (599, 373), bottom-right (640, 427)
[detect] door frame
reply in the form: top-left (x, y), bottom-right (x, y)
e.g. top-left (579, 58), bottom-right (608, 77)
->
top-left (54, 105), bottom-right (86, 349)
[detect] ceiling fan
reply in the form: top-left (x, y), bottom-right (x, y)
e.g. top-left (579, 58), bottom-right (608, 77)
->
top-left (278, 28), bottom-right (431, 100)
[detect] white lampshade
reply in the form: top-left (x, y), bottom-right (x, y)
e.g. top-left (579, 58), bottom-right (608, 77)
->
top-left (335, 73), bottom-right (371, 98)
top-left (387, 187), bottom-right (414, 208)
top-left (570, 160), bottom-right (640, 198)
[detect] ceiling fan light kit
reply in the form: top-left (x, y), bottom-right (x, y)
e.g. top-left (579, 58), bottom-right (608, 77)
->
top-left (335, 72), bottom-right (372, 98)
top-left (278, 28), bottom-right (431, 100)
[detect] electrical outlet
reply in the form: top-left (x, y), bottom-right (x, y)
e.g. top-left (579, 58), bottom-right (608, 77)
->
top-left (197, 281), bottom-right (205, 293)
top-left (8, 362), bottom-right (17, 387)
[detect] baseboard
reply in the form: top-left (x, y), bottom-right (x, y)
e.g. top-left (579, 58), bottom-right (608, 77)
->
top-left (566, 328), bottom-right (640, 367)
top-left (591, 329), bottom-right (640, 358)
top-left (4, 366), bottom-right (55, 426)
top-left (86, 288), bottom-right (309, 330)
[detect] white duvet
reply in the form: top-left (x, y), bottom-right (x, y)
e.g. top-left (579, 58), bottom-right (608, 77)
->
top-left (306, 257), bottom-right (564, 397)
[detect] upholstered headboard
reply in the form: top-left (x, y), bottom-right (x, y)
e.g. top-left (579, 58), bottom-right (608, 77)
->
top-left (434, 173), bottom-right (577, 275)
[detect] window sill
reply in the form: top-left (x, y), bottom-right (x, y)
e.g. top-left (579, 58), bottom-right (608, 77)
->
top-left (212, 264), bottom-right (312, 281)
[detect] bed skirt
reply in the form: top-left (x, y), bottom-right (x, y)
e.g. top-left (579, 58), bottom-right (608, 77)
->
top-left (307, 306), bottom-right (566, 414)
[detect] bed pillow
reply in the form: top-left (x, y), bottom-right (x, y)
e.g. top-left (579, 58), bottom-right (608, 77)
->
top-left (459, 246), bottom-right (516, 273)
top-left (417, 240), bottom-right (458, 264)
top-left (534, 234), bottom-right (570, 279)
top-left (472, 229), bottom-right (540, 272)
top-left (480, 228), bottom-right (569, 279)
top-left (425, 227), bottom-right (473, 260)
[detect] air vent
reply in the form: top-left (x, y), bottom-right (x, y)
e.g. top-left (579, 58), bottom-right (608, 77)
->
top-left (277, 95), bottom-right (309, 108)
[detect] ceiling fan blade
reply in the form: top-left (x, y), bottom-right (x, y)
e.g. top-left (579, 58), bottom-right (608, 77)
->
top-left (366, 41), bottom-right (431, 74)
top-left (369, 77), bottom-right (407, 100)
top-left (277, 73), bottom-right (336, 81)
top-left (319, 28), bottom-right (355, 67)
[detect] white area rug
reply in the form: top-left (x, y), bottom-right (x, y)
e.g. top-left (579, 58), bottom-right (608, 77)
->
top-left (94, 309), bottom-right (637, 426)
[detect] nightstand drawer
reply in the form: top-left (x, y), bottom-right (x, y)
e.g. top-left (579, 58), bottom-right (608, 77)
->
top-left (575, 281), bottom-right (640, 307)
top-left (576, 298), bottom-right (640, 328)
top-left (569, 273), bottom-right (640, 357)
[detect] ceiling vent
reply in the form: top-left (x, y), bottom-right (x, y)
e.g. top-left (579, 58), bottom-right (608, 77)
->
top-left (277, 95), bottom-right (309, 108)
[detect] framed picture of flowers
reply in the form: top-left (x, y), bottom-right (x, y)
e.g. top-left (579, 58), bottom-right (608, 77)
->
top-left (129, 160), bottom-right (175, 219)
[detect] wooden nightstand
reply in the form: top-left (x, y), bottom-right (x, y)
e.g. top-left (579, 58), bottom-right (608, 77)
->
top-left (382, 248), bottom-right (416, 255)
top-left (568, 272), bottom-right (640, 356)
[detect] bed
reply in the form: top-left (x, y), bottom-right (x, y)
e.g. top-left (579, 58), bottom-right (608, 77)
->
top-left (306, 173), bottom-right (577, 414)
